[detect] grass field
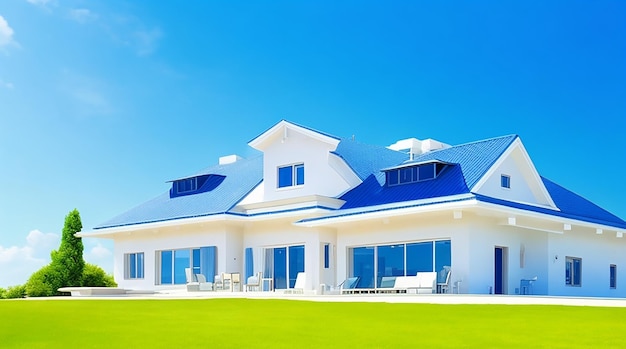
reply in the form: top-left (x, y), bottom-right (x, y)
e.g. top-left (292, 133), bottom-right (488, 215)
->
top-left (1, 298), bottom-right (625, 348)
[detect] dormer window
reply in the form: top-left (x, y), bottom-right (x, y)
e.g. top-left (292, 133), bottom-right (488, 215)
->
top-left (176, 177), bottom-right (198, 193)
top-left (278, 163), bottom-right (304, 188)
top-left (169, 174), bottom-right (225, 198)
top-left (384, 161), bottom-right (448, 187)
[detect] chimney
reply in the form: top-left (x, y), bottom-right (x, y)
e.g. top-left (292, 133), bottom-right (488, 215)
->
top-left (388, 138), bottom-right (450, 158)
top-left (219, 154), bottom-right (242, 165)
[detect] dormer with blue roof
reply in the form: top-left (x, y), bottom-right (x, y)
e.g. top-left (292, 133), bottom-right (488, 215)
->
top-left (80, 120), bottom-right (626, 298)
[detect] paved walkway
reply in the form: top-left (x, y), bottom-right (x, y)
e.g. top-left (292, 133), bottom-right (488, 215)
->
top-left (37, 289), bottom-right (626, 307)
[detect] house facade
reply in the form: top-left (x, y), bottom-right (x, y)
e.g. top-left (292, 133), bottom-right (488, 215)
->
top-left (80, 120), bottom-right (626, 297)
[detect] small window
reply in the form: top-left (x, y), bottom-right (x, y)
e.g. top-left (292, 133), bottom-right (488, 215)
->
top-left (387, 171), bottom-right (399, 186)
top-left (399, 167), bottom-right (413, 184)
top-left (278, 164), bottom-right (304, 188)
top-left (324, 244), bottom-right (330, 269)
top-left (124, 252), bottom-right (144, 279)
top-left (418, 163), bottom-right (435, 181)
top-left (610, 264), bottom-right (617, 289)
top-left (501, 175), bottom-right (511, 189)
top-left (565, 256), bottom-right (582, 286)
top-left (177, 177), bottom-right (197, 193)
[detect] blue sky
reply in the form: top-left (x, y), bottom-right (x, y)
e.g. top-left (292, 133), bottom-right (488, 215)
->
top-left (0, 1), bottom-right (624, 288)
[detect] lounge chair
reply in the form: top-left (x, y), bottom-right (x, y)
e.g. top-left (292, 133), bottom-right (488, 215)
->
top-left (285, 272), bottom-right (306, 294)
top-left (340, 277), bottom-right (360, 294)
top-left (377, 276), bottom-right (397, 293)
top-left (195, 274), bottom-right (214, 291)
top-left (185, 268), bottom-right (200, 292)
top-left (245, 271), bottom-right (263, 292)
top-left (437, 266), bottom-right (451, 294)
top-left (231, 272), bottom-right (242, 292)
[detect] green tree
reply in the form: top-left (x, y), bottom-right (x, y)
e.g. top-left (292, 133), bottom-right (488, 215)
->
top-left (25, 265), bottom-right (61, 297)
top-left (82, 263), bottom-right (117, 287)
top-left (51, 209), bottom-right (85, 288)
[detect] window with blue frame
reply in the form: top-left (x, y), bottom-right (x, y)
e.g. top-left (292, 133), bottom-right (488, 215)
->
top-left (386, 162), bottom-right (446, 187)
top-left (350, 239), bottom-right (451, 289)
top-left (565, 256), bottom-right (582, 286)
top-left (263, 245), bottom-right (305, 289)
top-left (324, 244), bottom-right (330, 269)
top-left (124, 252), bottom-right (144, 279)
top-left (610, 264), bottom-right (617, 289)
top-left (157, 246), bottom-right (216, 285)
top-left (501, 174), bottom-right (511, 189)
top-left (278, 163), bottom-right (304, 188)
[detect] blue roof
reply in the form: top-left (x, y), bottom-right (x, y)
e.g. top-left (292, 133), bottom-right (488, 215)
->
top-left (95, 156), bottom-right (263, 229)
top-left (411, 135), bottom-right (518, 189)
top-left (337, 135), bottom-right (517, 210)
top-left (95, 124), bottom-right (626, 231)
top-left (332, 139), bottom-right (408, 181)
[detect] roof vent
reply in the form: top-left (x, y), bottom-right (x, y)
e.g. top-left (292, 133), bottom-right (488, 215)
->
top-left (388, 138), bottom-right (450, 159)
top-left (219, 154), bottom-right (242, 165)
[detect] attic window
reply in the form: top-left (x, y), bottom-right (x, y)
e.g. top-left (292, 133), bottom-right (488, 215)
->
top-left (385, 162), bottom-right (448, 187)
top-left (501, 175), bottom-right (511, 189)
top-left (170, 174), bottom-right (225, 198)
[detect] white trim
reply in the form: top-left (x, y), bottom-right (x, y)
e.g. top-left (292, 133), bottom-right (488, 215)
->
top-left (475, 200), bottom-right (626, 233)
top-left (471, 138), bottom-right (558, 209)
top-left (249, 120), bottom-right (340, 150)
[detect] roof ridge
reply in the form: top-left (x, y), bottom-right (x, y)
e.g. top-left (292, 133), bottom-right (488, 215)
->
top-left (449, 134), bottom-right (518, 148)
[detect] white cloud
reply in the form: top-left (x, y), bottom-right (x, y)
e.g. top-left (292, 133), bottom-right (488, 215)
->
top-left (0, 231), bottom-right (114, 288)
top-left (0, 15), bottom-right (16, 47)
top-left (68, 8), bottom-right (98, 24)
top-left (84, 241), bottom-right (113, 275)
top-left (0, 230), bottom-right (59, 288)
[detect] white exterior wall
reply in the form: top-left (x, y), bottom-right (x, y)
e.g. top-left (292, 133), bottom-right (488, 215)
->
top-left (548, 228), bottom-right (626, 297)
top-left (261, 131), bottom-right (352, 202)
top-left (335, 213), bottom-right (468, 289)
top-left (112, 223), bottom-right (242, 290)
top-left (242, 220), bottom-right (331, 291)
top-left (465, 219), bottom-right (549, 295)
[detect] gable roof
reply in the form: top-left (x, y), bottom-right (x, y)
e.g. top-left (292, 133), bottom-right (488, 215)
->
top-left (93, 123), bottom-right (625, 232)
top-left (248, 120), bottom-right (340, 150)
top-left (332, 139), bottom-right (408, 182)
top-left (94, 155), bottom-right (263, 229)
top-left (337, 135), bottom-right (517, 210)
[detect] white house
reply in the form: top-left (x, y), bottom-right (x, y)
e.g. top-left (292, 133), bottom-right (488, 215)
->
top-left (79, 120), bottom-right (626, 297)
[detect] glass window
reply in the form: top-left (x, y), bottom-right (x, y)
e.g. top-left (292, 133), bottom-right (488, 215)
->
top-left (124, 252), bottom-right (144, 279)
top-left (278, 166), bottom-right (293, 188)
top-left (324, 244), bottom-right (330, 269)
top-left (387, 170), bottom-right (399, 186)
top-left (566, 256), bottom-right (582, 286)
top-left (501, 175), bottom-right (511, 189)
top-left (174, 250), bottom-right (190, 284)
top-left (419, 163), bottom-right (435, 181)
top-left (406, 242), bottom-right (433, 275)
top-left (158, 247), bottom-right (214, 285)
top-left (160, 250), bottom-right (173, 284)
top-left (610, 264), bottom-right (617, 289)
top-left (192, 248), bottom-right (201, 277)
top-left (278, 164), bottom-right (304, 188)
top-left (377, 244), bottom-right (405, 286)
top-left (352, 247), bottom-right (375, 289)
top-left (295, 164), bottom-right (305, 185)
top-left (288, 245), bottom-right (305, 288)
top-left (399, 168), bottom-right (413, 184)
top-left (435, 240), bottom-right (452, 272)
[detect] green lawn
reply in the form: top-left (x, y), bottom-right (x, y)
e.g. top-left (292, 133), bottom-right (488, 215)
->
top-left (1, 299), bottom-right (625, 348)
